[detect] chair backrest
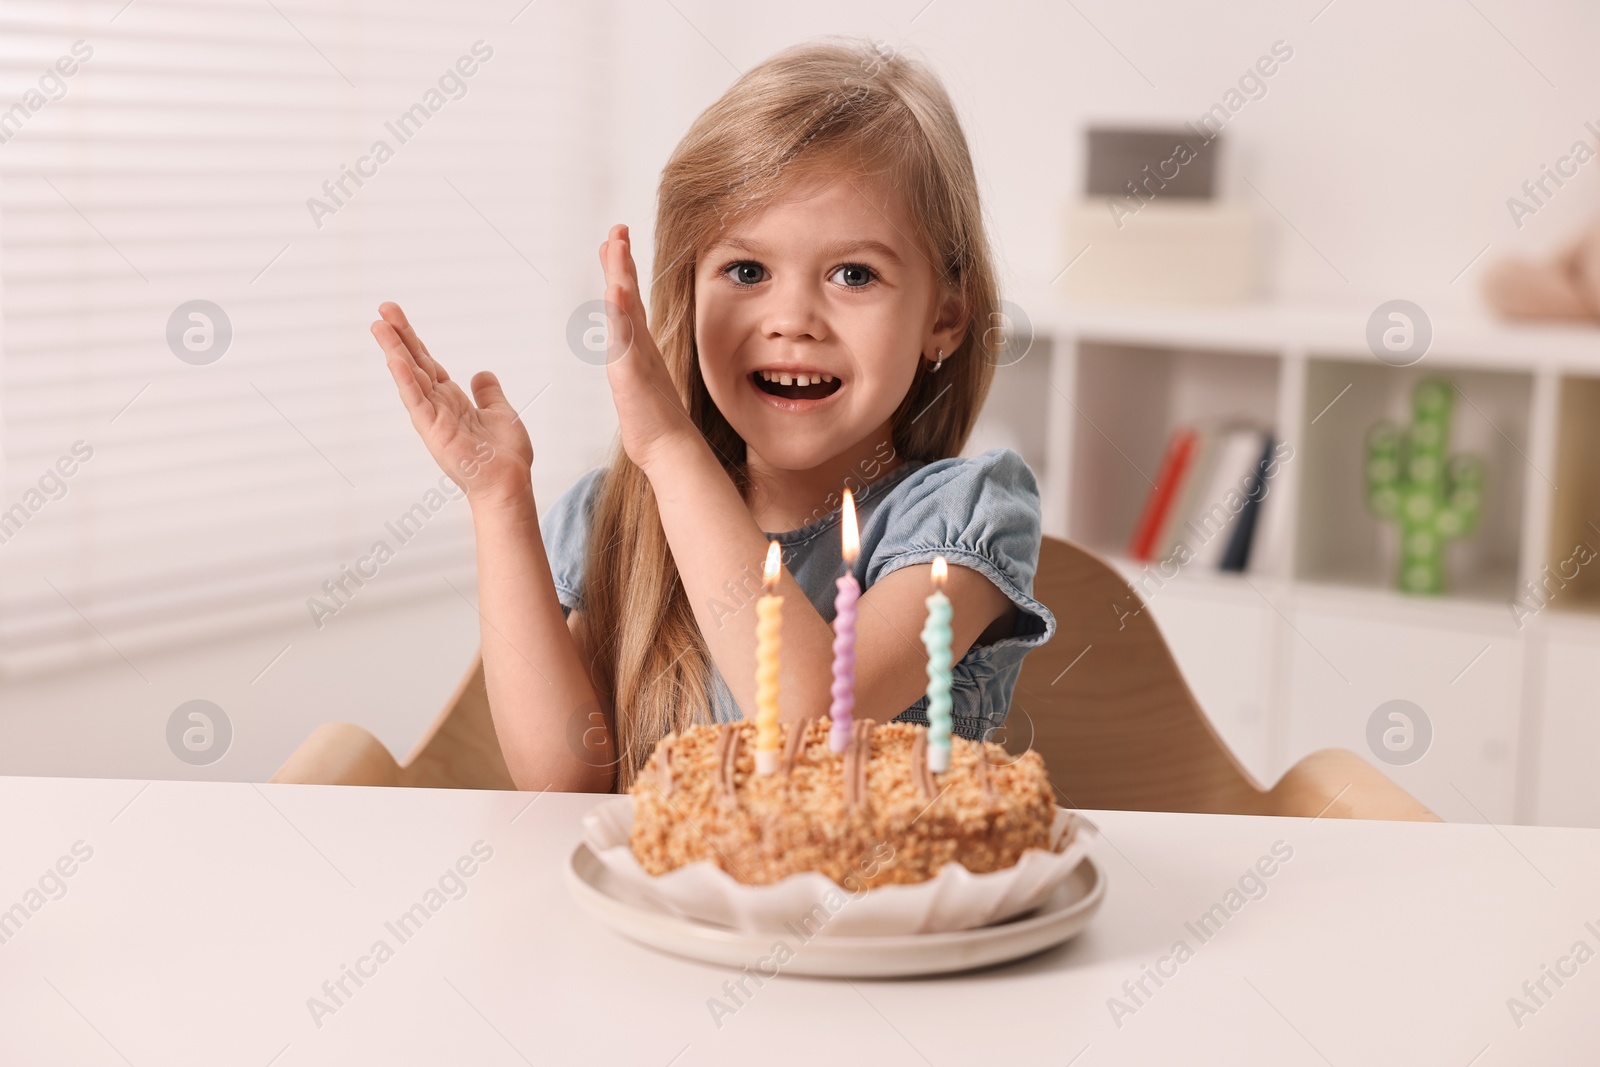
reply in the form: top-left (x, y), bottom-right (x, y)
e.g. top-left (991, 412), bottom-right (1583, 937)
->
top-left (401, 653), bottom-right (515, 790)
top-left (1006, 535), bottom-right (1266, 815)
top-left (365, 534), bottom-right (1429, 817)
top-left (412, 536), bottom-right (1264, 809)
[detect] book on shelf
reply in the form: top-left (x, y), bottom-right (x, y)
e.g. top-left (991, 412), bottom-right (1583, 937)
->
top-left (1128, 422), bottom-right (1280, 572)
top-left (1150, 427), bottom-right (1222, 563)
top-left (1183, 427), bottom-right (1267, 569)
top-left (1219, 435), bottom-right (1280, 572)
top-left (1125, 426), bottom-right (1198, 562)
top-left (1244, 435), bottom-right (1290, 576)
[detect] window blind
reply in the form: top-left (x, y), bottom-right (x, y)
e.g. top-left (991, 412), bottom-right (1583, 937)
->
top-left (0, 0), bottom-right (606, 677)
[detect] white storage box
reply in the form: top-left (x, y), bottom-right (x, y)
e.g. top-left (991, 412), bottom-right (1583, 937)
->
top-left (1063, 199), bottom-right (1258, 303)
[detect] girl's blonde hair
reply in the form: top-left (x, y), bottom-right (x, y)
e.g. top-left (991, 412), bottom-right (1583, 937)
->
top-left (582, 36), bottom-right (1003, 790)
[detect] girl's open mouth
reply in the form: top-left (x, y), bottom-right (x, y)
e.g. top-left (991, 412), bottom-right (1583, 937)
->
top-left (750, 369), bottom-right (842, 402)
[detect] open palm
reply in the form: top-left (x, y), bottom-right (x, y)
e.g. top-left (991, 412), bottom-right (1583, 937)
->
top-left (370, 301), bottom-right (533, 509)
top-left (599, 223), bottom-right (693, 471)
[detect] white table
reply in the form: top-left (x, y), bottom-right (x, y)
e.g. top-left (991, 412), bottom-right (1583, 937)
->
top-left (1, 775), bottom-right (1595, 1065)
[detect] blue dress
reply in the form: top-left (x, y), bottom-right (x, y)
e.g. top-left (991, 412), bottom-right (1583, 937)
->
top-left (540, 447), bottom-right (1057, 743)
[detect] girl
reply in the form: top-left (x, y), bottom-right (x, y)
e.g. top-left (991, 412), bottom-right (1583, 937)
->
top-left (370, 37), bottom-right (1055, 794)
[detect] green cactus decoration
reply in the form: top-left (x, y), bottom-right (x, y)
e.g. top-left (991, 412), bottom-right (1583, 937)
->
top-left (1364, 379), bottom-right (1485, 595)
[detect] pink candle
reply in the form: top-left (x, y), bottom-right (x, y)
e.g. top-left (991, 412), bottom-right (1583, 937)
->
top-left (828, 488), bottom-right (860, 753)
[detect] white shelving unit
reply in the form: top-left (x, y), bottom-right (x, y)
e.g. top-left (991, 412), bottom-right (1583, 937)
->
top-left (975, 292), bottom-right (1600, 826)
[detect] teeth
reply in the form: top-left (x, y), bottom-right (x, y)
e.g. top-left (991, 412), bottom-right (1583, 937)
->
top-left (755, 370), bottom-right (837, 385)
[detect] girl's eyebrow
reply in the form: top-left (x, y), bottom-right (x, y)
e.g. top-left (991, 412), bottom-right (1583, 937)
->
top-left (713, 236), bottom-right (904, 267)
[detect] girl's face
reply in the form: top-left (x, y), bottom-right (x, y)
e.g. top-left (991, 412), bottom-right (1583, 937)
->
top-left (694, 173), bottom-right (966, 474)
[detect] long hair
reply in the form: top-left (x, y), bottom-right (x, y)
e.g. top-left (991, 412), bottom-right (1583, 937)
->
top-left (582, 36), bottom-right (1003, 791)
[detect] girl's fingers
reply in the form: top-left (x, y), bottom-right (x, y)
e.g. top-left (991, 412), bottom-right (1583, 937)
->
top-left (602, 224), bottom-right (633, 287)
top-left (377, 302), bottom-right (418, 354)
top-left (377, 302), bottom-right (448, 383)
top-left (599, 226), bottom-right (649, 363)
top-left (600, 230), bottom-right (621, 291)
top-left (618, 226), bottom-right (643, 292)
top-left (605, 282), bottom-right (640, 364)
top-left (372, 320), bottom-right (434, 413)
top-left (607, 234), bottom-right (648, 327)
top-left (470, 370), bottom-right (511, 413)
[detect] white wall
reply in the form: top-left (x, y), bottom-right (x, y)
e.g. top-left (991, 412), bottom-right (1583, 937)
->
top-left (6, 0), bottom-right (1599, 793)
top-left (606, 0), bottom-right (1600, 314)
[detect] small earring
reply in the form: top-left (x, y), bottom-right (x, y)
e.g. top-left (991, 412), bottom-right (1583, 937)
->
top-left (930, 347), bottom-right (945, 373)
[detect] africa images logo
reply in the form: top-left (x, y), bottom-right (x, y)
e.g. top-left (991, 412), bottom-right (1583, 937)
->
top-left (166, 700), bottom-right (232, 766)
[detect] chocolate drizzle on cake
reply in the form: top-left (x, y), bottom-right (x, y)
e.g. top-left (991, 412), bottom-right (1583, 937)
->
top-left (780, 715), bottom-right (815, 776)
top-left (975, 747), bottom-right (998, 805)
top-left (843, 718), bottom-right (875, 812)
top-left (853, 720), bottom-right (872, 806)
top-left (909, 729), bottom-right (937, 800)
top-left (715, 722), bottom-right (741, 807)
top-left (655, 732), bottom-right (676, 795)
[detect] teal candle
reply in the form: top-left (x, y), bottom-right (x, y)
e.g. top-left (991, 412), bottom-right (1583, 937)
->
top-left (922, 556), bottom-right (953, 773)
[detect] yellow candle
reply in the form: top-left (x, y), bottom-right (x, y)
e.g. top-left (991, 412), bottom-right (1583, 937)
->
top-left (755, 540), bottom-right (783, 775)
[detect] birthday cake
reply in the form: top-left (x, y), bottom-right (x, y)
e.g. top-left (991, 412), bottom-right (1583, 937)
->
top-left (627, 715), bottom-right (1059, 889)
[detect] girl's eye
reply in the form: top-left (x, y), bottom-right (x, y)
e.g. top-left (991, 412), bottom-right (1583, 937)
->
top-left (725, 261), bottom-right (766, 287)
top-left (830, 263), bottom-right (878, 289)
top-left (719, 260), bottom-right (880, 290)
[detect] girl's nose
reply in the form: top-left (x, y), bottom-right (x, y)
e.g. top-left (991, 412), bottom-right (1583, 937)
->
top-left (760, 278), bottom-right (827, 341)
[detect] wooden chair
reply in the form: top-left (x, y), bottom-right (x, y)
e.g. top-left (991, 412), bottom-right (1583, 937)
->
top-left (1006, 537), bottom-right (1436, 820)
top-left (271, 652), bottom-right (514, 790)
top-left (271, 536), bottom-right (1439, 821)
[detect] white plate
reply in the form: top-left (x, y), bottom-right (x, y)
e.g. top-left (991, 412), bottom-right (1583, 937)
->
top-left (565, 838), bottom-right (1106, 978)
top-left (581, 796), bottom-right (1098, 936)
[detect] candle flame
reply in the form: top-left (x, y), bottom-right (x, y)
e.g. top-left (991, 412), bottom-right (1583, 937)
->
top-left (931, 555), bottom-right (948, 586)
top-left (841, 488), bottom-right (859, 563)
top-left (763, 540), bottom-right (782, 590)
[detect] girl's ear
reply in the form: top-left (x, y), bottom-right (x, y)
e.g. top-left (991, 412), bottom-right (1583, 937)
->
top-left (928, 285), bottom-right (969, 361)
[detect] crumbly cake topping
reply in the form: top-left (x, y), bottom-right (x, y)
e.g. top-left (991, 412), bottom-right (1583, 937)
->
top-left (627, 716), bottom-right (1056, 888)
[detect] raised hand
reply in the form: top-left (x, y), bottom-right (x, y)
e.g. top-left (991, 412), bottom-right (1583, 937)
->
top-left (370, 302), bottom-right (534, 511)
top-left (599, 223), bottom-right (696, 472)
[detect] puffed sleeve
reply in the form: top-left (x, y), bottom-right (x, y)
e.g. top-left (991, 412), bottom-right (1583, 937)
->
top-left (860, 448), bottom-right (1057, 742)
top-left (539, 466), bottom-right (606, 617)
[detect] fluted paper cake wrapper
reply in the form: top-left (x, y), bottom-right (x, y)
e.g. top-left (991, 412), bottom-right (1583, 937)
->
top-left (580, 796), bottom-right (1098, 936)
